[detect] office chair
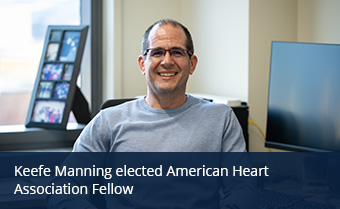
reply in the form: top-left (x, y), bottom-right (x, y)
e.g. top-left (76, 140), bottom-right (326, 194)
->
top-left (100, 98), bottom-right (137, 110)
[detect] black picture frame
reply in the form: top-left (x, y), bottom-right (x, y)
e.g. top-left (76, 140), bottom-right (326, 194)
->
top-left (26, 25), bottom-right (90, 129)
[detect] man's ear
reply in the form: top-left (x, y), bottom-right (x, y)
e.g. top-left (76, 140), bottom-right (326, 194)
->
top-left (189, 55), bottom-right (198, 75)
top-left (138, 55), bottom-right (146, 75)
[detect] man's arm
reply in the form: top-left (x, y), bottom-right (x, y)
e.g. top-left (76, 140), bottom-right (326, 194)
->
top-left (73, 111), bottom-right (112, 152)
top-left (222, 109), bottom-right (247, 152)
top-left (220, 109), bottom-right (259, 208)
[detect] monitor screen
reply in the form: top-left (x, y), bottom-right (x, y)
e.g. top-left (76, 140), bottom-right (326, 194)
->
top-left (265, 41), bottom-right (340, 152)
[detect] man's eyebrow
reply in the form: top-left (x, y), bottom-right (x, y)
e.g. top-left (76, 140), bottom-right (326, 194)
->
top-left (152, 46), bottom-right (185, 49)
top-left (171, 47), bottom-right (185, 49)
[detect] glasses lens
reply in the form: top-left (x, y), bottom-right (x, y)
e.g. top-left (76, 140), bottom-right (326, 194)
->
top-left (147, 48), bottom-right (188, 58)
top-left (149, 49), bottom-right (165, 57)
top-left (170, 48), bottom-right (186, 57)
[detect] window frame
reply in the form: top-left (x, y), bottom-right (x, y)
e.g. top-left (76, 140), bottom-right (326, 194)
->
top-left (0, 0), bottom-right (103, 151)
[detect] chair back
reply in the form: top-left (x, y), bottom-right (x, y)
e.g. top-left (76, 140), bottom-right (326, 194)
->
top-left (100, 98), bottom-right (137, 110)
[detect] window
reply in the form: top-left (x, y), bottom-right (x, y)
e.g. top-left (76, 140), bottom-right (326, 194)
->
top-left (0, 0), bottom-right (103, 151)
top-left (0, 0), bottom-right (81, 125)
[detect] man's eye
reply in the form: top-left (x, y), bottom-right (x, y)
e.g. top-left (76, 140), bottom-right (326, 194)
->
top-left (150, 50), bottom-right (164, 57)
top-left (171, 49), bottom-right (185, 56)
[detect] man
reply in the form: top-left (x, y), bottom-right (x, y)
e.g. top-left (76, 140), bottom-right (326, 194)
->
top-left (46, 19), bottom-right (255, 209)
top-left (72, 19), bottom-right (246, 152)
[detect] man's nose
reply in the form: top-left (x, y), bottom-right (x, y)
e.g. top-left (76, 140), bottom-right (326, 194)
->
top-left (161, 51), bottom-right (174, 65)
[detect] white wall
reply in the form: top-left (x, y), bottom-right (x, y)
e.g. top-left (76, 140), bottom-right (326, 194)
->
top-left (181, 0), bottom-right (249, 101)
top-left (297, 0), bottom-right (340, 44)
top-left (248, 0), bottom-right (298, 152)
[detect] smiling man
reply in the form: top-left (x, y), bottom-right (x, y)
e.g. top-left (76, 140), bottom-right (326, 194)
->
top-left (138, 20), bottom-right (198, 110)
top-left (46, 19), bottom-right (255, 209)
top-left (71, 19), bottom-right (246, 152)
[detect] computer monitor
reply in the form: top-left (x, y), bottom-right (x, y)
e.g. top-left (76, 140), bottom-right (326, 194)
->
top-left (265, 41), bottom-right (340, 152)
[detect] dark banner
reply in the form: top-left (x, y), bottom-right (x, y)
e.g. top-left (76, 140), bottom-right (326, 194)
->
top-left (0, 152), bottom-right (339, 209)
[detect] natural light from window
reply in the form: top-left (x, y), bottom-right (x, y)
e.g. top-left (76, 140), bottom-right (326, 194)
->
top-left (0, 0), bottom-right (80, 125)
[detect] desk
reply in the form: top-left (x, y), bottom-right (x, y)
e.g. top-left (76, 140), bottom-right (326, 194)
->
top-left (0, 123), bottom-right (84, 151)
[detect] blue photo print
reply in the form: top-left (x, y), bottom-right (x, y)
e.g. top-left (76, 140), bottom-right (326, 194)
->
top-left (53, 82), bottom-right (70, 99)
top-left (45, 43), bottom-right (59, 61)
top-left (50, 30), bottom-right (63, 41)
top-left (31, 100), bottom-right (65, 124)
top-left (41, 64), bottom-right (64, 80)
top-left (37, 81), bottom-right (53, 99)
top-left (59, 31), bottom-right (81, 62)
top-left (62, 64), bottom-right (74, 81)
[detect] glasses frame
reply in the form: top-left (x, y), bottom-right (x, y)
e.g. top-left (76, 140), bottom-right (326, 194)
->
top-left (143, 47), bottom-right (193, 58)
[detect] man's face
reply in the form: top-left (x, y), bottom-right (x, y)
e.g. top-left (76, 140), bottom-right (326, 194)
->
top-left (138, 24), bottom-right (198, 97)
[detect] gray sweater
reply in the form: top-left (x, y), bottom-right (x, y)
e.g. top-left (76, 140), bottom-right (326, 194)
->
top-left (73, 94), bottom-right (246, 152)
top-left (46, 95), bottom-right (254, 209)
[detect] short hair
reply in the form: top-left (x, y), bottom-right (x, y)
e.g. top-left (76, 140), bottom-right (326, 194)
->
top-left (142, 19), bottom-right (194, 58)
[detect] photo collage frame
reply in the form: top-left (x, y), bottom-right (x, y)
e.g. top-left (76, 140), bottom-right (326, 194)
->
top-left (26, 25), bottom-right (89, 129)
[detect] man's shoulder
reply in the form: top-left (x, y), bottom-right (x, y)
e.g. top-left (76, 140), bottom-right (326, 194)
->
top-left (102, 98), bottom-right (140, 110)
top-left (98, 98), bottom-right (141, 118)
top-left (189, 94), bottom-right (233, 112)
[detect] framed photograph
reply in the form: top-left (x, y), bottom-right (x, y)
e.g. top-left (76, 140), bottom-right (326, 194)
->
top-left (26, 25), bottom-right (89, 129)
top-left (59, 31), bottom-right (81, 62)
top-left (41, 63), bottom-right (64, 80)
top-left (37, 81), bottom-right (53, 99)
top-left (53, 82), bottom-right (69, 99)
top-left (62, 64), bottom-right (74, 81)
top-left (50, 30), bottom-right (62, 41)
top-left (31, 100), bottom-right (65, 124)
top-left (45, 43), bottom-right (59, 61)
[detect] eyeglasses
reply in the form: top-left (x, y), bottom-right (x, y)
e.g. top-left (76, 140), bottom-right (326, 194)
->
top-left (143, 47), bottom-right (192, 58)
